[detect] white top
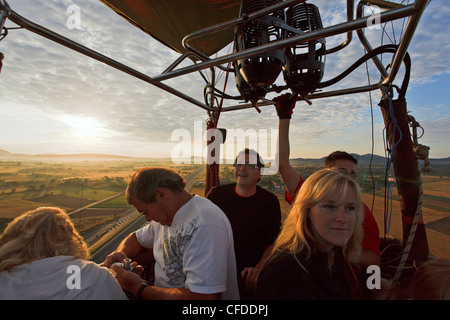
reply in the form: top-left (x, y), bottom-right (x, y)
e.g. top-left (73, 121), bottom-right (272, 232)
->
top-left (0, 256), bottom-right (128, 300)
top-left (136, 195), bottom-right (239, 300)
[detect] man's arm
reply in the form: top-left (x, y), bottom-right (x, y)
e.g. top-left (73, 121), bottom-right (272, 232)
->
top-left (111, 266), bottom-right (221, 300)
top-left (140, 287), bottom-right (221, 300)
top-left (241, 245), bottom-right (274, 291)
top-left (278, 118), bottom-right (301, 196)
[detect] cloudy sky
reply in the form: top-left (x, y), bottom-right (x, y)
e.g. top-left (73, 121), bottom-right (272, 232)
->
top-left (0, 0), bottom-right (449, 161)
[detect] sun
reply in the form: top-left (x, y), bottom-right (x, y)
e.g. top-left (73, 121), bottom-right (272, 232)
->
top-left (61, 115), bottom-right (103, 137)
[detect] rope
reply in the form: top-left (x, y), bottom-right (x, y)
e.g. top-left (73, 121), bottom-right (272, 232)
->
top-left (205, 62), bottom-right (231, 191)
top-left (387, 162), bottom-right (424, 299)
top-left (415, 144), bottom-right (431, 172)
top-left (384, 107), bottom-right (428, 299)
top-left (382, 92), bottom-right (403, 236)
top-left (409, 115), bottom-right (432, 172)
top-left (213, 61), bottom-right (231, 129)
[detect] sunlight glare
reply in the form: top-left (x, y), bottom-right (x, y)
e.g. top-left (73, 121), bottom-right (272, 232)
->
top-left (61, 115), bottom-right (103, 137)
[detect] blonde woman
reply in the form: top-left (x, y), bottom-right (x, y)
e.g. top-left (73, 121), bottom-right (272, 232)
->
top-left (256, 169), bottom-right (364, 299)
top-left (0, 207), bottom-right (127, 300)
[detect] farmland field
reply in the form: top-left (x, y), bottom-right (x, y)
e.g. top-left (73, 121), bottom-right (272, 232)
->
top-left (1, 155), bottom-right (449, 259)
top-left (0, 156), bottom-right (203, 233)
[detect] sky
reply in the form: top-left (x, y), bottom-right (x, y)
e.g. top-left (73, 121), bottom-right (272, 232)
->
top-left (0, 0), bottom-right (449, 162)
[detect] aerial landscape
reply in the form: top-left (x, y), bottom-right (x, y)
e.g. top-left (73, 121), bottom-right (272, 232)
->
top-left (0, 149), bottom-right (448, 260)
top-left (0, 0), bottom-right (448, 303)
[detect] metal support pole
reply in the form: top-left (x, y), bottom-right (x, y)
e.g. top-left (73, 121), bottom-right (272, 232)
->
top-left (0, 0), bottom-right (428, 111)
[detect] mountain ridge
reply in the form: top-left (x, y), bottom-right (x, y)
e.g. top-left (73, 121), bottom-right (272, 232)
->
top-left (1, 149), bottom-right (449, 162)
top-left (0, 149), bottom-right (139, 160)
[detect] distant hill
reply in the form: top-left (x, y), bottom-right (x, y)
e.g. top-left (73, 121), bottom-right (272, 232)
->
top-left (292, 152), bottom-right (449, 168)
top-left (291, 153), bottom-right (387, 166)
top-left (0, 149), bottom-right (138, 160)
top-left (0, 149), bottom-right (12, 157)
top-left (0, 148), bottom-right (449, 166)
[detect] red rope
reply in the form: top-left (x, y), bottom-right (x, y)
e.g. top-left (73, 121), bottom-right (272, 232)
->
top-left (206, 62), bottom-right (231, 192)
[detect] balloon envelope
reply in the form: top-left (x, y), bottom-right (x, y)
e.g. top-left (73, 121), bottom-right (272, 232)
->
top-left (99, 0), bottom-right (241, 56)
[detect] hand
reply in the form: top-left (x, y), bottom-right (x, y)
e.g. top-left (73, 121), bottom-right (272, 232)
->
top-left (273, 92), bottom-right (298, 119)
top-left (102, 251), bottom-right (128, 268)
top-left (112, 263), bottom-right (144, 295)
top-left (241, 267), bottom-right (261, 292)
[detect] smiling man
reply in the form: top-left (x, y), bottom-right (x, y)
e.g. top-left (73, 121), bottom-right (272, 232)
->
top-left (207, 149), bottom-right (281, 300)
top-left (103, 167), bottom-right (239, 300)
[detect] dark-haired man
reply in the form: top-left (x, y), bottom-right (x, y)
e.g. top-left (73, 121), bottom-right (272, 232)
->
top-left (207, 149), bottom-right (281, 299)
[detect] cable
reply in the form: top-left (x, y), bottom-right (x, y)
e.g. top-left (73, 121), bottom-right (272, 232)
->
top-left (318, 44), bottom-right (400, 89)
top-left (363, 49), bottom-right (376, 216)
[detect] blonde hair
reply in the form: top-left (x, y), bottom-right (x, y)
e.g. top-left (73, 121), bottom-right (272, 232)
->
top-left (272, 169), bottom-right (363, 269)
top-left (0, 207), bottom-right (89, 271)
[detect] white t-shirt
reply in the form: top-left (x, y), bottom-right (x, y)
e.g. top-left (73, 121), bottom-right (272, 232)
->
top-left (135, 195), bottom-right (239, 300)
top-left (0, 256), bottom-right (128, 300)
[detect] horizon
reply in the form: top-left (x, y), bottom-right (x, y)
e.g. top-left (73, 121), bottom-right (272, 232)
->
top-left (1, 1), bottom-right (449, 159)
top-left (1, 147), bottom-right (449, 161)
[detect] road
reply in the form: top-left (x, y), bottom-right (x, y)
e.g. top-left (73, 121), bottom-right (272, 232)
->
top-left (82, 208), bottom-right (138, 246)
top-left (90, 214), bottom-right (146, 264)
top-left (184, 165), bottom-right (206, 191)
top-left (68, 192), bottom-right (125, 216)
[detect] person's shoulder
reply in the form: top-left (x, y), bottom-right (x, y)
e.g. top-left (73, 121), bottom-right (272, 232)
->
top-left (210, 183), bottom-right (235, 193)
top-left (206, 184), bottom-right (237, 204)
top-left (265, 251), bottom-right (300, 269)
top-left (77, 259), bottom-right (123, 284)
top-left (192, 195), bottom-right (228, 218)
top-left (362, 202), bottom-right (378, 227)
top-left (256, 185), bottom-right (275, 195)
top-left (187, 197), bottom-right (233, 237)
top-left (256, 185), bottom-right (280, 201)
top-left (260, 251), bottom-right (310, 285)
top-left (77, 259), bottom-right (109, 273)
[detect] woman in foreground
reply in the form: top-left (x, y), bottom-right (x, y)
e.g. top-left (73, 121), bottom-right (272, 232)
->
top-left (0, 207), bottom-right (127, 300)
top-left (256, 169), bottom-right (363, 299)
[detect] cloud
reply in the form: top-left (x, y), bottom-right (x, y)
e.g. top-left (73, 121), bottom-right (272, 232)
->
top-left (0, 0), bottom-right (448, 158)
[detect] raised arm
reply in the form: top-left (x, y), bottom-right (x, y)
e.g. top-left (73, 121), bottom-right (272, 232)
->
top-left (274, 94), bottom-right (301, 196)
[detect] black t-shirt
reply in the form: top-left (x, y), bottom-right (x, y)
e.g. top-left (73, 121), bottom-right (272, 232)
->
top-left (206, 183), bottom-right (281, 273)
top-left (256, 248), bottom-right (355, 300)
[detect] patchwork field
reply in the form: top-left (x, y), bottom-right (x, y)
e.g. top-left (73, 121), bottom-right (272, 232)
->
top-left (1, 155), bottom-right (448, 260)
top-left (0, 157), bottom-right (203, 232)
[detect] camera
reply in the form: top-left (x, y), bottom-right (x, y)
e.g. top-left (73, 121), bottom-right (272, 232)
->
top-left (111, 258), bottom-right (135, 272)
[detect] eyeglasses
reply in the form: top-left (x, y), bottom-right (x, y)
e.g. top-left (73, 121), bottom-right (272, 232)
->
top-left (233, 163), bottom-right (260, 169)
